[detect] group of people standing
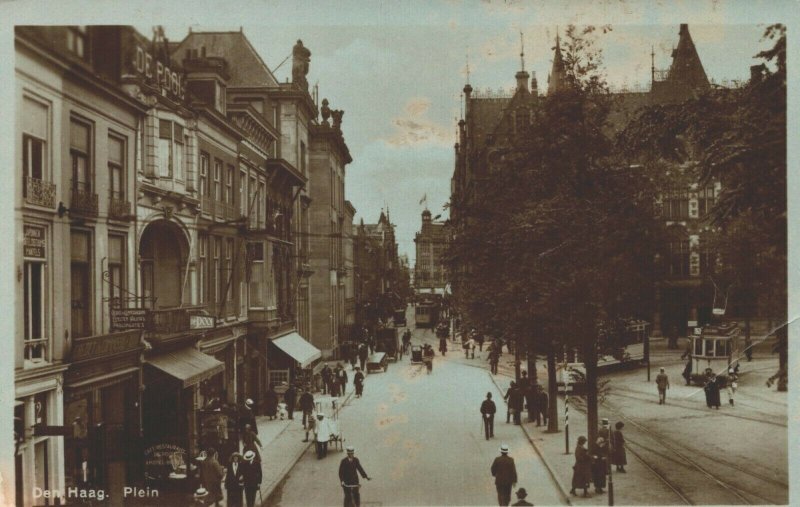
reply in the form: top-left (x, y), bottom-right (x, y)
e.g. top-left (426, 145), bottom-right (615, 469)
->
top-left (321, 362), bottom-right (352, 397)
top-left (193, 447), bottom-right (263, 507)
top-left (570, 418), bottom-right (627, 498)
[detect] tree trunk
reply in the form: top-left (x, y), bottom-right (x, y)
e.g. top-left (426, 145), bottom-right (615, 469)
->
top-left (528, 337), bottom-right (537, 422)
top-left (778, 325), bottom-right (788, 392)
top-left (514, 337), bottom-right (522, 382)
top-left (584, 339), bottom-right (599, 448)
top-left (547, 344), bottom-right (559, 432)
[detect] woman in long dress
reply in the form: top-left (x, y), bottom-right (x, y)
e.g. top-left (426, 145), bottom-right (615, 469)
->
top-left (264, 385), bottom-right (278, 420)
top-left (570, 436), bottom-right (592, 497)
top-left (611, 422), bottom-right (627, 472)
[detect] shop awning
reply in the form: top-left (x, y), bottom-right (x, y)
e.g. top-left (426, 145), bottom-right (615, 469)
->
top-left (272, 333), bottom-right (321, 368)
top-left (146, 347), bottom-right (225, 388)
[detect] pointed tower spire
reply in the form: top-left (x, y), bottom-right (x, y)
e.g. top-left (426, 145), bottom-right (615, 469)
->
top-left (520, 31), bottom-right (525, 72)
top-left (667, 24), bottom-right (709, 91)
top-left (515, 31), bottom-right (530, 92)
top-left (548, 27), bottom-right (568, 95)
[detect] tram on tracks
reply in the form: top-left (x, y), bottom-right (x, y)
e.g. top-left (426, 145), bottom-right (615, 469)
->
top-left (687, 321), bottom-right (741, 385)
top-left (414, 294), bottom-right (441, 328)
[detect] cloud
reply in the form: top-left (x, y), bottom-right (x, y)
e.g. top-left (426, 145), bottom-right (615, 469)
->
top-left (383, 97), bottom-right (452, 147)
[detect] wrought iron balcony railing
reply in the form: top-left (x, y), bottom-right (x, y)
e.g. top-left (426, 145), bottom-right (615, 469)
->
top-left (23, 177), bottom-right (56, 208)
top-left (70, 188), bottom-right (99, 216)
top-left (109, 197), bottom-right (132, 220)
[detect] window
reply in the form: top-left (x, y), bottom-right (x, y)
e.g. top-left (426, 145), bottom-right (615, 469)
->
top-left (249, 175), bottom-right (256, 227)
top-left (70, 119), bottom-right (91, 192)
top-left (23, 260), bottom-right (46, 360)
top-left (108, 234), bottom-right (125, 307)
top-left (108, 135), bottom-right (125, 199)
top-left (664, 189), bottom-right (689, 219)
top-left (258, 181), bottom-right (266, 228)
top-left (198, 235), bottom-right (207, 304)
top-left (67, 26), bottom-right (87, 58)
top-left (225, 165), bottom-right (234, 204)
top-left (239, 169), bottom-right (247, 215)
top-left (22, 98), bottom-right (48, 186)
top-left (698, 186), bottom-right (715, 217)
top-left (199, 153), bottom-right (210, 197)
top-left (668, 239), bottom-right (690, 278)
top-left (70, 230), bottom-right (92, 338)
top-left (225, 238), bottom-right (234, 304)
top-left (213, 160), bottom-right (222, 201)
top-left (157, 120), bottom-right (185, 179)
top-left (248, 243), bottom-right (264, 308)
top-left (213, 237), bottom-right (221, 304)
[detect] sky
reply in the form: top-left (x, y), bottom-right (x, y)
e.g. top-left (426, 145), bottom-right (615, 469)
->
top-left (6, 0), bottom-right (790, 264)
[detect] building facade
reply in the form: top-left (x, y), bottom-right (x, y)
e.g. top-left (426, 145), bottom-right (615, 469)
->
top-left (414, 209), bottom-right (449, 294)
top-left (450, 24), bottom-right (725, 337)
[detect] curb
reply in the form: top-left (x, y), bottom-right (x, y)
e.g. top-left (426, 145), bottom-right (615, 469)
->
top-left (260, 389), bottom-right (356, 506)
top-left (486, 371), bottom-right (573, 507)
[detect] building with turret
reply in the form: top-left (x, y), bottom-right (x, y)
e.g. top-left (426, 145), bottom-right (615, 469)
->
top-left (414, 209), bottom-right (449, 294)
top-left (451, 24), bottom-right (732, 337)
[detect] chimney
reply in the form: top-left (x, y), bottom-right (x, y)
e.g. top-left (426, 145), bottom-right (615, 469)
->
top-left (515, 70), bottom-right (530, 92)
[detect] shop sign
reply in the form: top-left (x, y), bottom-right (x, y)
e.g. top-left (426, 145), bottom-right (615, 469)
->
top-left (32, 424), bottom-right (72, 437)
top-left (131, 44), bottom-right (186, 101)
top-left (71, 330), bottom-right (142, 363)
top-left (190, 315), bottom-right (216, 330)
top-left (110, 308), bottom-right (148, 330)
top-left (144, 443), bottom-right (188, 481)
top-left (24, 225), bottom-right (46, 258)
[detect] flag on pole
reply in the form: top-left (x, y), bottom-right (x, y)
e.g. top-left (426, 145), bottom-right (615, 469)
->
top-left (419, 194), bottom-right (427, 206)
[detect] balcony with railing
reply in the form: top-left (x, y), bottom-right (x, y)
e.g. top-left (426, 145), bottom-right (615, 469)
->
top-left (23, 337), bottom-right (49, 366)
top-left (109, 195), bottom-right (132, 220)
top-left (70, 184), bottom-right (98, 217)
top-left (23, 177), bottom-right (56, 208)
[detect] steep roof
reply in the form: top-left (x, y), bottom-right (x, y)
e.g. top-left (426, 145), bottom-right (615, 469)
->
top-left (667, 24), bottom-right (709, 90)
top-left (172, 31), bottom-right (279, 88)
top-left (466, 96), bottom-right (511, 153)
top-left (548, 33), bottom-right (569, 95)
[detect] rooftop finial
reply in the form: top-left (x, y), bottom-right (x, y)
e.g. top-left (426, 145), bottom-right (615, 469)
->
top-left (520, 31), bottom-right (525, 72)
top-left (466, 51), bottom-right (471, 85)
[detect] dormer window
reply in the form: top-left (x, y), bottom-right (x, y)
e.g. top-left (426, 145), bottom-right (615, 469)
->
top-left (67, 26), bottom-right (87, 59)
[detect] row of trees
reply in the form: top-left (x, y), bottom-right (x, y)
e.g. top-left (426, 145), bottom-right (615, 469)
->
top-left (447, 24), bottom-right (787, 447)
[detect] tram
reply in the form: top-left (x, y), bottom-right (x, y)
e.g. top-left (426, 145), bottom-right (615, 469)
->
top-left (687, 321), bottom-right (741, 385)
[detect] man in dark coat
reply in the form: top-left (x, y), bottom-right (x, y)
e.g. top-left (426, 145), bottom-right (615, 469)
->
top-left (298, 388), bottom-right (315, 429)
top-left (656, 367), bottom-right (670, 404)
top-left (524, 380), bottom-right (538, 423)
top-left (536, 386), bottom-right (549, 427)
top-left (504, 382), bottom-right (517, 424)
top-left (321, 363), bottom-right (333, 394)
top-left (489, 350), bottom-right (499, 375)
top-left (591, 437), bottom-right (608, 494)
top-left (224, 452), bottom-right (245, 507)
top-left (511, 488), bottom-right (533, 506)
top-left (241, 450), bottom-right (262, 507)
top-left (339, 446), bottom-right (370, 507)
top-left (480, 392), bottom-right (497, 440)
top-left (239, 399), bottom-right (257, 435)
top-left (353, 367), bottom-right (365, 397)
top-left (264, 386), bottom-right (278, 420)
top-left (336, 363), bottom-right (349, 395)
top-left (508, 384), bottom-right (524, 425)
top-left (284, 383), bottom-right (296, 420)
top-left (491, 444), bottom-right (518, 506)
top-left (571, 436), bottom-right (591, 497)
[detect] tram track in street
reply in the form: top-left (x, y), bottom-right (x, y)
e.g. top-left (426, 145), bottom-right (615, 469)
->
top-left (608, 387), bottom-right (787, 428)
top-left (602, 400), bottom-right (786, 505)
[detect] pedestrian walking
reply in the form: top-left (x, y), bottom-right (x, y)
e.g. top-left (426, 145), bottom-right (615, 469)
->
top-left (477, 333), bottom-right (485, 352)
top-left (241, 450), bottom-right (262, 507)
top-left (524, 380), bottom-right (537, 423)
top-left (511, 488), bottom-right (533, 506)
top-left (536, 385), bottom-right (549, 427)
top-left (358, 343), bottom-right (369, 371)
top-left (322, 363), bottom-right (333, 394)
top-left (336, 363), bottom-right (349, 395)
top-left (315, 413), bottom-right (334, 459)
top-left (509, 384), bottom-right (524, 426)
top-left (489, 350), bottom-right (499, 375)
top-left (241, 424), bottom-right (262, 463)
top-left (704, 373), bottom-right (721, 409)
top-left (682, 359), bottom-right (692, 386)
top-left (193, 487), bottom-right (213, 506)
top-left (224, 452), bottom-right (245, 507)
top-left (284, 382), bottom-right (297, 419)
top-left (570, 436), bottom-right (591, 497)
top-left (591, 437), bottom-right (608, 494)
top-left (198, 448), bottom-right (224, 506)
top-left (239, 399), bottom-right (257, 435)
top-left (504, 382), bottom-right (517, 424)
top-left (480, 392), bottom-right (497, 440)
top-left (354, 367), bottom-right (365, 397)
top-left (339, 446), bottom-right (371, 507)
top-left (656, 367), bottom-right (670, 404)
top-left (439, 336), bottom-right (448, 356)
top-left (490, 444), bottom-right (518, 506)
top-left (726, 368), bottom-right (738, 406)
top-left (299, 388), bottom-right (315, 428)
top-left (611, 422), bottom-right (627, 472)
top-left (264, 386), bottom-right (278, 420)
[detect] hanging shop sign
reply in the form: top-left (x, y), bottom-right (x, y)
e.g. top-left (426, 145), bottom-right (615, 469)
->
top-left (24, 225), bottom-right (46, 258)
top-left (110, 308), bottom-right (148, 330)
top-left (190, 315), bottom-right (216, 330)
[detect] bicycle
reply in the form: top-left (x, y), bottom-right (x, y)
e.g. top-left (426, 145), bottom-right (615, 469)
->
top-left (342, 478), bottom-right (371, 507)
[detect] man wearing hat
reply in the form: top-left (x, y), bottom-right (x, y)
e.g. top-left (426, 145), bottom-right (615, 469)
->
top-left (512, 488), bottom-right (533, 506)
top-left (353, 366), bottom-right (366, 397)
top-left (480, 392), bottom-right (497, 440)
top-left (315, 413), bottom-right (335, 459)
top-left (299, 388), bottom-right (315, 429)
top-left (239, 399), bottom-right (257, 435)
top-left (339, 446), bottom-right (371, 507)
top-left (491, 444), bottom-right (518, 506)
top-left (241, 450), bottom-right (262, 507)
top-left (224, 452), bottom-right (245, 507)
